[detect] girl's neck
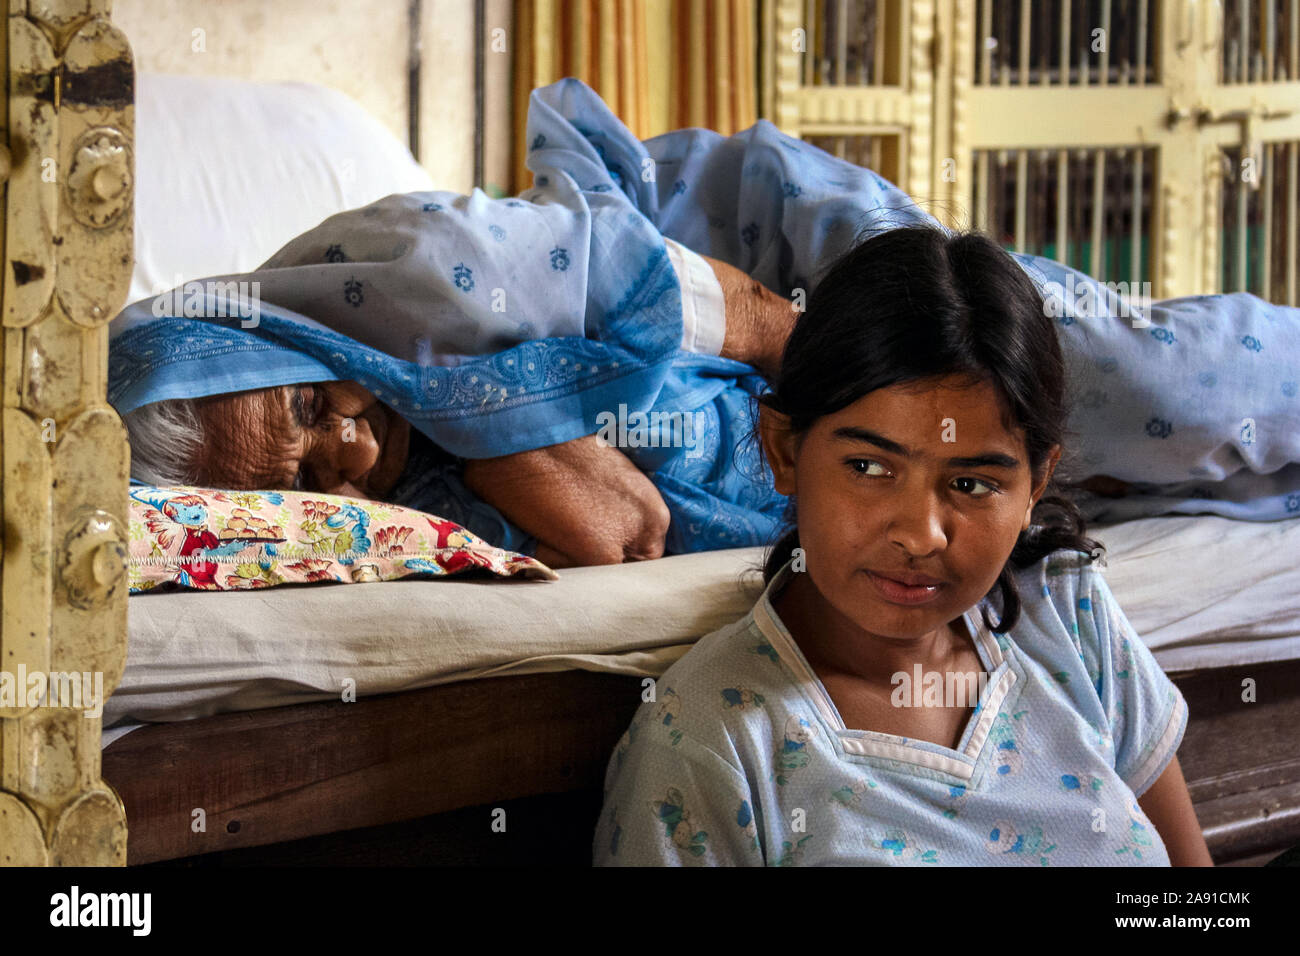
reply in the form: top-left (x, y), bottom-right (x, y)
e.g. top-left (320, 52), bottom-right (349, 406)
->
top-left (771, 568), bottom-right (969, 687)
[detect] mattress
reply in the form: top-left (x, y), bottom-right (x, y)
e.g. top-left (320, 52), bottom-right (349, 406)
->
top-left (101, 514), bottom-right (1300, 748)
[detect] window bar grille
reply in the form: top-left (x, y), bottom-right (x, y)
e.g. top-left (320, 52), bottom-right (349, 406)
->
top-left (873, 0), bottom-right (885, 84)
top-left (1237, 151), bottom-right (1250, 290)
top-left (976, 0), bottom-right (993, 232)
top-left (1054, 2), bottom-right (1071, 260)
top-left (1099, 0), bottom-right (1111, 85)
top-left (1136, 0), bottom-right (1148, 85)
top-left (1292, 0), bottom-right (1299, 81)
top-left (1014, 0), bottom-right (1030, 249)
top-left (836, 0), bottom-right (848, 85)
top-left (1263, 142), bottom-right (1274, 295)
top-left (1059, 0), bottom-right (1071, 87)
top-left (1288, 142), bottom-right (1298, 303)
top-left (1265, 0), bottom-right (1277, 78)
top-left (1241, 1), bottom-right (1250, 82)
top-left (804, 0), bottom-right (815, 86)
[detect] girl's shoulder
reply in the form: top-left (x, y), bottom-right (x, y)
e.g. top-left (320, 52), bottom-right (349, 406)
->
top-left (654, 609), bottom-right (796, 700)
top-left (1006, 549), bottom-right (1127, 680)
top-left (628, 608), bottom-right (803, 755)
top-left (1012, 548), bottom-right (1110, 620)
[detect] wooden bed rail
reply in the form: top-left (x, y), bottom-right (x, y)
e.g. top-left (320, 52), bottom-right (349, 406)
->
top-left (99, 662), bottom-right (1300, 866)
top-left (0, 0), bottom-right (133, 866)
top-left (102, 670), bottom-right (644, 865)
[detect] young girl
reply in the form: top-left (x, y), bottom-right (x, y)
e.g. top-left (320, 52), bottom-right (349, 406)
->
top-left (592, 226), bottom-right (1213, 867)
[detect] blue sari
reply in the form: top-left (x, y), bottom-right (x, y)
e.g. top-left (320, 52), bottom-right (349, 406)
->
top-left (108, 78), bottom-right (1300, 555)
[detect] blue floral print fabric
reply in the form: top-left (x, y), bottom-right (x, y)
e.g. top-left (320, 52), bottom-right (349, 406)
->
top-left (594, 555), bottom-right (1187, 866)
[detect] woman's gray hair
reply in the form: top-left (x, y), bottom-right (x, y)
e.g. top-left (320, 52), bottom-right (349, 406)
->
top-left (122, 397), bottom-right (207, 486)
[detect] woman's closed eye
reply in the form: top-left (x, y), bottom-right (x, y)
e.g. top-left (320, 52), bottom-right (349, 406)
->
top-left (289, 385), bottom-right (323, 490)
top-left (845, 458), bottom-right (1000, 497)
top-left (292, 385), bottom-right (322, 430)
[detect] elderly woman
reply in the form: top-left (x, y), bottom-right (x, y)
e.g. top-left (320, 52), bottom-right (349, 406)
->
top-left (120, 247), bottom-right (792, 568)
top-left (109, 79), bottom-right (1300, 568)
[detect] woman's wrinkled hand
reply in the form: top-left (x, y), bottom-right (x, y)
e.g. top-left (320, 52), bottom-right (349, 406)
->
top-left (461, 433), bottom-right (671, 569)
top-left (700, 253), bottom-right (797, 379)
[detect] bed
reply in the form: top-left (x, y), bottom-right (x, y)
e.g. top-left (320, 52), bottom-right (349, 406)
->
top-left (98, 513), bottom-right (1300, 866)
top-left (7, 0), bottom-right (1300, 868)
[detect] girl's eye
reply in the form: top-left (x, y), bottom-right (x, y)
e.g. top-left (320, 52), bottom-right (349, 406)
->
top-left (953, 476), bottom-right (997, 496)
top-left (848, 458), bottom-right (888, 477)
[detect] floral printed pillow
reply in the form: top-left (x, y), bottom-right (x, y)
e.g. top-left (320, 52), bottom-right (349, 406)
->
top-left (126, 486), bottom-right (556, 593)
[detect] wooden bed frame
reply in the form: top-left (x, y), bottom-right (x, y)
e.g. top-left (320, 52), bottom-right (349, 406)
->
top-left (6, 0), bottom-right (1300, 868)
top-left (99, 658), bottom-right (1300, 866)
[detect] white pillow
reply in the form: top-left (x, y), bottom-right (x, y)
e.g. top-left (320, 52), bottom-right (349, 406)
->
top-left (129, 73), bottom-right (437, 305)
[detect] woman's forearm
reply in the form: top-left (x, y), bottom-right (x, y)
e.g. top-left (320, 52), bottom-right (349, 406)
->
top-left (702, 254), bottom-right (797, 378)
top-left (461, 434), bottom-right (671, 568)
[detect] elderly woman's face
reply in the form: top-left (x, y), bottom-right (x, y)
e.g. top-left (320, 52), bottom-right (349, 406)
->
top-left (192, 380), bottom-right (411, 500)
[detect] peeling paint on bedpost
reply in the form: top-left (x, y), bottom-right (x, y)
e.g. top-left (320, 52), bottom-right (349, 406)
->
top-left (0, 0), bottom-right (132, 866)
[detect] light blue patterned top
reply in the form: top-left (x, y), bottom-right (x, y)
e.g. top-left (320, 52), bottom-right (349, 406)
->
top-left (594, 554), bottom-right (1188, 866)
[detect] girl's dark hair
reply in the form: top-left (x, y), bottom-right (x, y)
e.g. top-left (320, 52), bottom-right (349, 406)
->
top-left (759, 225), bottom-right (1101, 634)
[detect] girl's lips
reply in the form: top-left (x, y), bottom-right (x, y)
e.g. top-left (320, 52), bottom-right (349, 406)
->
top-left (865, 570), bottom-right (946, 606)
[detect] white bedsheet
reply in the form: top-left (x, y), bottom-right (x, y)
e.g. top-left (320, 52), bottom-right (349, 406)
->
top-left (102, 514), bottom-right (1300, 748)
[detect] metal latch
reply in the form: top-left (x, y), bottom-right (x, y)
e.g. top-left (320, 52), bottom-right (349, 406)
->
top-left (1197, 105), bottom-right (1295, 190)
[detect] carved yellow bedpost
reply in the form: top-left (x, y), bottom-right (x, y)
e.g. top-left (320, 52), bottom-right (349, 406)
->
top-left (0, 0), bottom-right (133, 865)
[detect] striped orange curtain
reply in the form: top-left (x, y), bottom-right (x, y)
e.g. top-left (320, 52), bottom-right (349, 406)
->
top-left (669, 0), bottom-right (757, 134)
top-left (512, 0), bottom-right (758, 192)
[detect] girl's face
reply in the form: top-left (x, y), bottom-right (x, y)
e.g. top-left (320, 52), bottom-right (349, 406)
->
top-left (760, 374), bottom-right (1060, 642)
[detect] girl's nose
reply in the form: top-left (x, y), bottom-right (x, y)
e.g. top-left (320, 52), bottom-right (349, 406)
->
top-left (885, 488), bottom-right (948, 557)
